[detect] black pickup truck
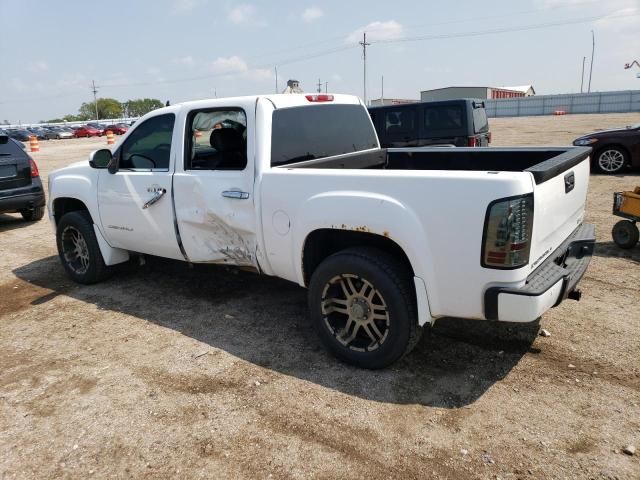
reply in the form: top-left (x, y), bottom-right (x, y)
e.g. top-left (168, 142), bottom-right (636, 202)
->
top-left (0, 133), bottom-right (46, 221)
top-left (368, 98), bottom-right (491, 148)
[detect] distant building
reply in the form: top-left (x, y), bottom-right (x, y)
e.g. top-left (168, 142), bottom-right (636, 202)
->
top-left (502, 85), bottom-right (536, 96)
top-left (420, 85), bottom-right (535, 101)
top-left (282, 79), bottom-right (304, 94)
top-left (369, 98), bottom-right (419, 106)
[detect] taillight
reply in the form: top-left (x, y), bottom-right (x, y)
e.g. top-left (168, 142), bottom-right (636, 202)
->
top-left (29, 158), bottom-right (40, 178)
top-left (468, 137), bottom-right (477, 147)
top-left (305, 94), bottom-right (334, 102)
top-left (482, 194), bottom-right (534, 269)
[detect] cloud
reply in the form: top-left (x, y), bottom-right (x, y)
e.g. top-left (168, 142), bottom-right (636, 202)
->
top-left (595, 7), bottom-right (640, 31)
top-left (172, 0), bottom-right (197, 13)
top-left (302, 6), bottom-right (324, 23)
top-left (28, 61), bottom-right (48, 73)
top-left (346, 20), bottom-right (404, 43)
top-left (228, 4), bottom-right (266, 26)
top-left (210, 56), bottom-right (272, 81)
top-left (174, 55), bottom-right (195, 67)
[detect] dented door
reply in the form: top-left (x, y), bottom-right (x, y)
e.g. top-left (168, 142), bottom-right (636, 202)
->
top-left (172, 102), bottom-right (258, 267)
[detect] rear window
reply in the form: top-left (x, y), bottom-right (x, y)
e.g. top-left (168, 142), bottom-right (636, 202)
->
top-left (0, 137), bottom-right (26, 156)
top-left (271, 104), bottom-right (378, 167)
top-left (423, 105), bottom-right (463, 131)
top-left (472, 105), bottom-right (489, 133)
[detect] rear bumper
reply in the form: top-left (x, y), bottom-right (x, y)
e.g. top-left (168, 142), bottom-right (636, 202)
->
top-left (484, 223), bottom-right (595, 322)
top-left (0, 178), bottom-right (45, 214)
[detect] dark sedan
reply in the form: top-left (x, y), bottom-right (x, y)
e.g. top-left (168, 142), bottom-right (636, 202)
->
top-left (573, 123), bottom-right (640, 174)
top-left (0, 133), bottom-right (45, 221)
top-left (6, 129), bottom-right (32, 142)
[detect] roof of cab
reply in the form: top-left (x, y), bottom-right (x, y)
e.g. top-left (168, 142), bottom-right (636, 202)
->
top-left (172, 93), bottom-right (363, 111)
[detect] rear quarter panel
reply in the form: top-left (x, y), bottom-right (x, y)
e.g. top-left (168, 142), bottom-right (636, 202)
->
top-left (259, 168), bottom-right (534, 320)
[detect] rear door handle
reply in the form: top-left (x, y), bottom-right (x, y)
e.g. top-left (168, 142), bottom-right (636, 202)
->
top-left (222, 190), bottom-right (250, 200)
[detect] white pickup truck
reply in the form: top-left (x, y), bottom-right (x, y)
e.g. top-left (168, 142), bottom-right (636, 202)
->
top-left (48, 94), bottom-right (595, 368)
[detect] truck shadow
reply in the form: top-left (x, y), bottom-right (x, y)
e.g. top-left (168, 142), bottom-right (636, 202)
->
top-left (594, 241), bottom-right (640, 263)
top-left (13, 255), bottom-right (540, 408)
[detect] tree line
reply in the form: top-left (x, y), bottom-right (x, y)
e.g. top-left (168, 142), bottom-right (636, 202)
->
top-left (46, 98), bottom-right (165, 123)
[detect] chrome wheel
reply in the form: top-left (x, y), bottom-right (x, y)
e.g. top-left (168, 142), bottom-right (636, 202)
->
top-left (321, 274), bottom-right (390, 352)
top-left (598, 149), bottom-right (625, 173)
top-left (61, 226), bottom-right (90, 274)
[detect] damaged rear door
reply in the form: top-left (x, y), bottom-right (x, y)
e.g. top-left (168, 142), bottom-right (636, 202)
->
top-left (172, 102), bottom-right (258, 267)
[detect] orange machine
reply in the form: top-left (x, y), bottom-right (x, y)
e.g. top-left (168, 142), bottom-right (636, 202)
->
top-left (612, 187), bottom-right (640, 249)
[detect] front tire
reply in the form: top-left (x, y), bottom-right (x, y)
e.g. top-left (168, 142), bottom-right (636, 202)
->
top-left (308, 247), bottom-right (422, 369)
top-left (612, 220), bottom-right (639, 249)
top-left (56, 211), bottom-right (109, 284)
top-left (21, 206), bottom-right (45, 221)
top-left (594, 147), bottom-right (628, 174)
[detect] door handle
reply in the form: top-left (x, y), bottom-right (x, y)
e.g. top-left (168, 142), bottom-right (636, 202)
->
top-left (142, 188), bottom-right (166, 209)
top-left (222, 190), bottom-right (250, 200)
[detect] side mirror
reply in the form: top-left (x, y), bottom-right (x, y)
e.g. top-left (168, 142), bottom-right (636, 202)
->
top-left (89, 149), bottom-right (113, 169)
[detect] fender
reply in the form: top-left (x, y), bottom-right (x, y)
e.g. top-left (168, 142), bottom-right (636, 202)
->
top-left (48, 160), bottom-right (129, 266)
top-left (292, 190), bottom-right (437, 325)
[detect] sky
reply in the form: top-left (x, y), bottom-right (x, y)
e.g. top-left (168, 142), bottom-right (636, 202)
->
top-left (0, 0), bottom-right (638, 123)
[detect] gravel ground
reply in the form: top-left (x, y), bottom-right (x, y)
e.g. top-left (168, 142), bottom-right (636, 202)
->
top-left (1, 114), bottom-right (639, 479)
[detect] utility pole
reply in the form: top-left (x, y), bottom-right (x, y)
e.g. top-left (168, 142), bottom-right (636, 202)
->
top-left (588, 30), bottom-right (595, 93)
top-left (580, 56), bottom-right (586, 93)
top-left (317, 78), bottom-right (322, 93)
top-left (381, 75), bottom-right (384, 105)
top-left (324, 81), bottom-right (328, 94)
top-left (91, 80), bottom-right (99, 120)
top-left (275, 66), bottom-right (279, 94)
top-left (359, 32), bottom-right (371, 105)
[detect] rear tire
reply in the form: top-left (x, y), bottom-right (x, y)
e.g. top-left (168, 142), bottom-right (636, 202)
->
top-left (21, 206), bottom-right (45, 221)
top-left (308, 247), bottom-right (422, 369)
top-left (56, 211), bottom-right (109, 284)
top-left (612, 220), bottom-right (639, 249)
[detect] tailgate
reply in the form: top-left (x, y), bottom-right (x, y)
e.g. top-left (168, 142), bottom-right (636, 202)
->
top-left (528, 149), bottom-right (591, 271)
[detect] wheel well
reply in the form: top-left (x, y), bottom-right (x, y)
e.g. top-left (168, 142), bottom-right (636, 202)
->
top-left (52, 198), bottom-right (89, 225)
top-left (302, 229), bottom-right (414, 286)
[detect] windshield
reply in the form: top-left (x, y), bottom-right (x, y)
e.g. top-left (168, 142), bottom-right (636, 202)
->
top-left (271, 104), bottom-right (378, 167)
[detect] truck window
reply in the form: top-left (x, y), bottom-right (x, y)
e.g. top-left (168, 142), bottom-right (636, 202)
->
top-left (384, 109), bottom-right (416, 134)
top-left (423, 106), bottom-right (463, 131)
top-left (271, 104), bottom-right (378, 167)
top-left (119, 114), bottom-right (175, 170)
top-left (186, 109), bottom-right (247, 171)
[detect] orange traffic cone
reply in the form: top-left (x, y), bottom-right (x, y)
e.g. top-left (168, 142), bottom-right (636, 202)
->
top-left (29, 135), bottom-right (40, 152)
top-left (106, 130), bottom-right (115, 145)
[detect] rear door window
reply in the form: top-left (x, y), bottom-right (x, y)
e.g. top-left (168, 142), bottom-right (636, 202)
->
top-left (271, 104), bottom-right (378, 167)
top-left (423, 105), bottom-right (464, 131)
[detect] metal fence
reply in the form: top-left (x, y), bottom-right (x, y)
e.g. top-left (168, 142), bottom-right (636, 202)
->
top-left (485, 90), bottom-right (640, 117)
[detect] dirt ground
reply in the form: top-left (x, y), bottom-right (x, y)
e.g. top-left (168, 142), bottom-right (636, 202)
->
top-left (1, 113), bottom-right (639, 479)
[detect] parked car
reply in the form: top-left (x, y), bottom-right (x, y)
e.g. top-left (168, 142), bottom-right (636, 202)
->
top-left (0, 133), bottom-right (45, 221)
top-left (73, 126), bottom-right (102, 138)
top-left (368, 99), bottom-right (491, 148)
top-left (26, 128), bottom-right (49, 141)
top-left (43, 126), bottom-right (73, 140)
top-left (102, 124), bottom-right (128, 135)
top-left (6, 129), bottom-right (32, 142)
top-left (48, 94), bottom-right (594, 368)
top-left (573, 123), bottom-right (640, 174)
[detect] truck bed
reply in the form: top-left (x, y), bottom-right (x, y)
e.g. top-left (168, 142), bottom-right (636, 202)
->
top-left (286, 146), bottom-right (592, 184)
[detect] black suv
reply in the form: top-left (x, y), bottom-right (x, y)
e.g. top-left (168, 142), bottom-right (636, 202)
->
top-left (0, 133), bottom-right (46, 221)
top-left (368, 99), bottom-right (491, 148)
